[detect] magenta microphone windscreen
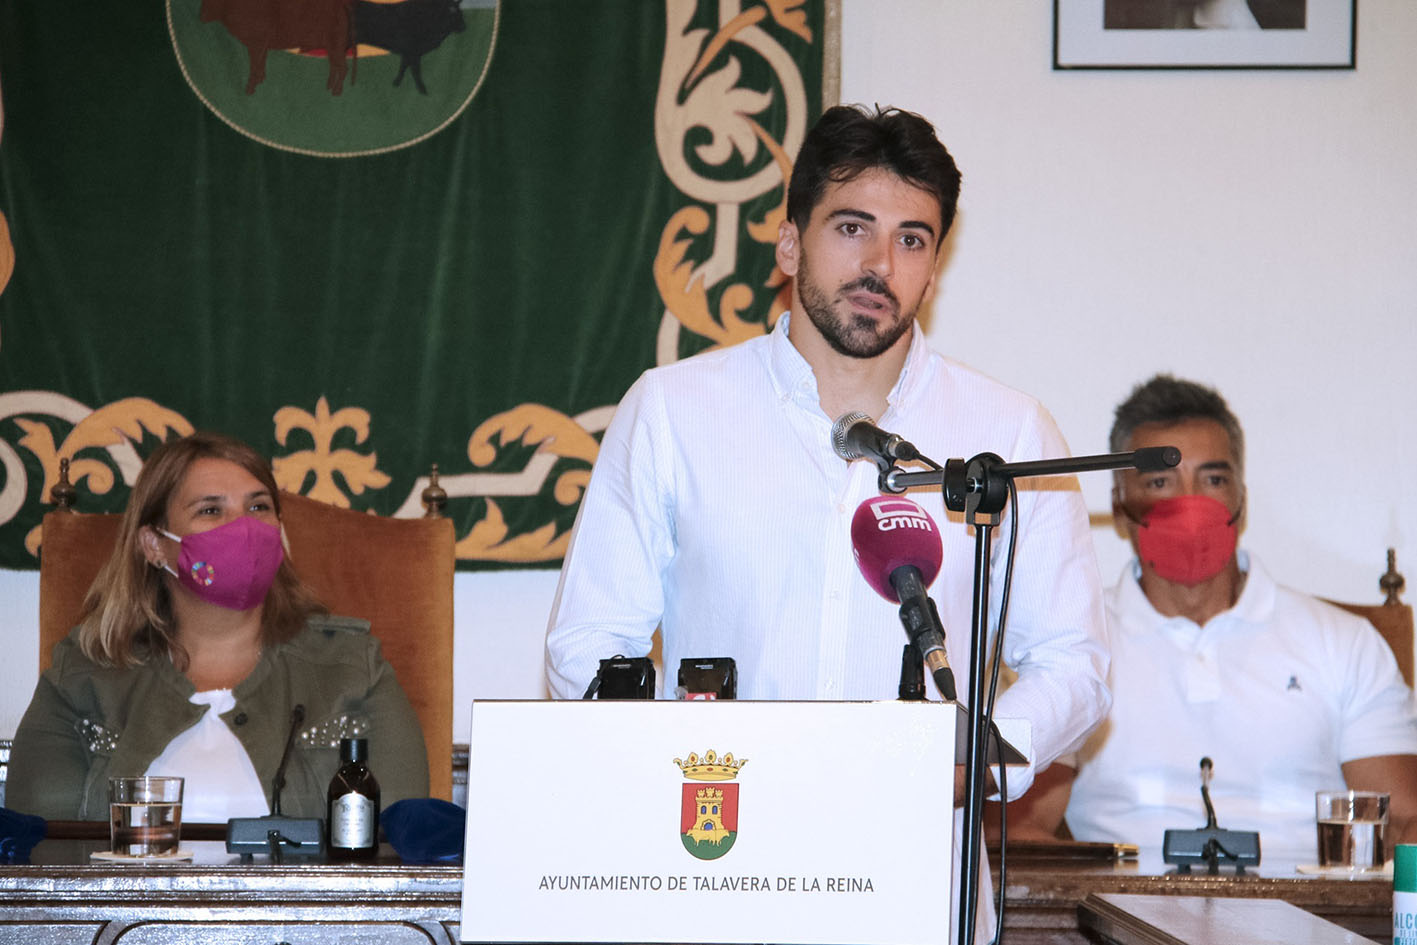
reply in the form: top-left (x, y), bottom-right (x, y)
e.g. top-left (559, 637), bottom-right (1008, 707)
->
top-left (849, 495), bottom-right (943, 603)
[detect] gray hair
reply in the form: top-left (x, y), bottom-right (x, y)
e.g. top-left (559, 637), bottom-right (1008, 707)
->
top-left (1110, 374), bottom-right (1244, 472)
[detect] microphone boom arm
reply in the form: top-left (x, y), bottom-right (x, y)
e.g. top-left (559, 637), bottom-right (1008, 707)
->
top-left (899, 444), bottom-right (1180, 945)
top-left (882, 446), bottom-right (1181, 497)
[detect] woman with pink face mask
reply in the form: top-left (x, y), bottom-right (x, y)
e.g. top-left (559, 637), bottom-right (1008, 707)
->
top-left (8, 433), bottom-right (429, 823)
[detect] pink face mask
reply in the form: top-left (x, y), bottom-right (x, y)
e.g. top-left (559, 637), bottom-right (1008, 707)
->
top-left (1130, 495), bottom-right (1240, 586)
top-left (158, 516), bottom-right (284, 611)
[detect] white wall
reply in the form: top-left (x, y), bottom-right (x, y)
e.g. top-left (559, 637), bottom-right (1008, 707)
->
top-left (3, 2), bottom-right (1413, 741)
top-left (841, 0), bottom-right (1415, 599)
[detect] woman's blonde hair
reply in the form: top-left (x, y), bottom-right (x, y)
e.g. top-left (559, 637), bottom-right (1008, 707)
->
top-left (77, 432), bottom-right (326, 667)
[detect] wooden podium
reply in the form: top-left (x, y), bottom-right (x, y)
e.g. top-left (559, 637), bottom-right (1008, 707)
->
top-left (459, 700), bottom-right (1030, 945)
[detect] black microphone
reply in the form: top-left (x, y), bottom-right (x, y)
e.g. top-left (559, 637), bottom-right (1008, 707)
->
top-left (1199, 756), bottom-right (1218, 829)
top-left (890, 566), bottom-right (958, 702)
top-left (831, 412), bottom-right (921, 464)
top-left (270, 704), bottom-right (305, 816)
top-left (226, 704), bottom-right (326, 859)
top-left (1161, 756), bottom-right (1261, 873)
top-left (897, 644), bottom-right (926, 700)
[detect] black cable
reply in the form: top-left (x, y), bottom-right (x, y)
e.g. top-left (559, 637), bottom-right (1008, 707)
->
top-left (581, 674), bottom-right (601, 700)
top-left (987, 717), bottom-right (1008, 944)
top-left (983, 476), bottom-right (1020, 945)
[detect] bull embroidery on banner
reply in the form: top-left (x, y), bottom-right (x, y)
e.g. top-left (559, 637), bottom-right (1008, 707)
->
top-left (199, 0), bottom-right (357, 94)
top-left (198, 0), bottom-right (467, 97)
top-left (354, 0), bottom-right (466, 95)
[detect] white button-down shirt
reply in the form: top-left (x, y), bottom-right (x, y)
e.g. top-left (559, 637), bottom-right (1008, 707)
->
top-left (547, 316), bottom-right (1109, 791)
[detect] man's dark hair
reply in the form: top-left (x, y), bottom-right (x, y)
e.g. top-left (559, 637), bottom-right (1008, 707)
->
top-left (786, 104), bottom-right (962, 241)
top-left (1110, 374), bottom-right (1245, 471)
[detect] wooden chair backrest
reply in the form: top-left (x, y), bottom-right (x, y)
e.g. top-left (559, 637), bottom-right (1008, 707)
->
top-left (37, 494), bottom-right (456, 800)
top-left (1323, 598), bottom-right (1414, 688)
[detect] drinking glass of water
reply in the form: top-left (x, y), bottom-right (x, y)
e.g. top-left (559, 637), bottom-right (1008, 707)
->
top-left (1315, 789), bottom-right (1389, 871)
top-left (109, 776), bottom-right (184, 857)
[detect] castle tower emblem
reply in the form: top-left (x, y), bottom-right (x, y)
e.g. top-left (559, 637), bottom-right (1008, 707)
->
top-left (674, 749), bottom-right (747, 860)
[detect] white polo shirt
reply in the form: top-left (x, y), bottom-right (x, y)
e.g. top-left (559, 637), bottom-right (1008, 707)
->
top-left (1066, 552), bottom-right (1417, 858)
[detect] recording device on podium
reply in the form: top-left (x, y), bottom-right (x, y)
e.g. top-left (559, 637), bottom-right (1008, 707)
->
top-left (1162, 756), bottom-right (1261, 874)
top-left (226, 704), bottom-right (326, 860)
top-left (582, 655), bottom-right (737, 700)
top-left (676, 657), bottom-right (737, 699)
top-left (580, 655), bottom-right (655, 698)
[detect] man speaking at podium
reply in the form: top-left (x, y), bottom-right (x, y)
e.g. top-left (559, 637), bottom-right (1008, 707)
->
top-left (546, 104), bottom-right (1111, 940)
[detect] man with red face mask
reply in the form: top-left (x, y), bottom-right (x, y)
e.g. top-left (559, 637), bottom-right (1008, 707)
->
top-left (1005, 374), bottom-right (1417, 857)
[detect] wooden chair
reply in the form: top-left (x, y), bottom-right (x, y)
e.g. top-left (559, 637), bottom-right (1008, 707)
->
top-left (1322, 548), bottom-right (1413, 687)
top-left (37, 469), bottom-right (457, 800)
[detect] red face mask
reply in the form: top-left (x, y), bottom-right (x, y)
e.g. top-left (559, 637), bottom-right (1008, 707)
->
top-left (1129, 495), bottom-right (1240, 586)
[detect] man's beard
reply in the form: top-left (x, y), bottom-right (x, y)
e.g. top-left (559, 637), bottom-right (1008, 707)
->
top-left (796, 250), bottom-right (916, 360)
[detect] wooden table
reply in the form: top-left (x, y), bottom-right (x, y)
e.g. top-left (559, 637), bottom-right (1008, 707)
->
top-left (995, 845), bottom-right (1392, 945)
top-left (0, 838), bottom-right (1394, 944)
top-left (2, 839), bottom-right (464, 944)
top-left (1079, 893), bottom-right (1382, 945)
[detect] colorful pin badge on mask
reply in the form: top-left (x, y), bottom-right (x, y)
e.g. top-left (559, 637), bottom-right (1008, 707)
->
top-left (190, 561), bottom-right (216, 587)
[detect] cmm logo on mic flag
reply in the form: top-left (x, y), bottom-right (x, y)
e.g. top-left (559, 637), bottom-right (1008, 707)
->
top-left (864, 496), bottom-right (935, 533)
top-left (674, 749), bottom-right (747, 861)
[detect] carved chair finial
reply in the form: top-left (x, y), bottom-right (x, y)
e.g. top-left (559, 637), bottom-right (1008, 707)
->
top-left (50, 457), bottom-right (78, 510)
top-left (421, 463), bottom-right (448, 519)
top-left (1379, 547), bottom-right (1405, 606)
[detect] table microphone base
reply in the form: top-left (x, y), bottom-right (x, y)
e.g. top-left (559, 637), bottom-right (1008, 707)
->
top-left (1163, 827), bottom-right (1260, 874)
top-left (226, 816), bottom-right (326, 860)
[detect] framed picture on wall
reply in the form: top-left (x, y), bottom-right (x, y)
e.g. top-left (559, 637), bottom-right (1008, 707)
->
top-left (1053, 0), bottom-right (1357, 69)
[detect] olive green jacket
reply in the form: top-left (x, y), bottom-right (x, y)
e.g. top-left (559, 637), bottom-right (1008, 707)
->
top-left (8, 615), bottom-right (429, 821)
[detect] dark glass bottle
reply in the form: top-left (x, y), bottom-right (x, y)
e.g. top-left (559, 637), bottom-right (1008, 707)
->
top-left (326, 736), bottom-right (380, 860)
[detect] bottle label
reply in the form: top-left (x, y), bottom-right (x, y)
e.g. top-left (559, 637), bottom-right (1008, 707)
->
top-left (1396, 891), bottom-right (1417, 945)
top-left (331, 793), bottom-right (376, 848)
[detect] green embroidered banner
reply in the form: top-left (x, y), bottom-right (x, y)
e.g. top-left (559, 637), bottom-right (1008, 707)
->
top-left (0, 0), bottom-right (825, 569)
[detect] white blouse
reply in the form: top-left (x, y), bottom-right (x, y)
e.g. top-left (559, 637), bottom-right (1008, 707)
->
top-left (144, 688), bottom-right (271, 822)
